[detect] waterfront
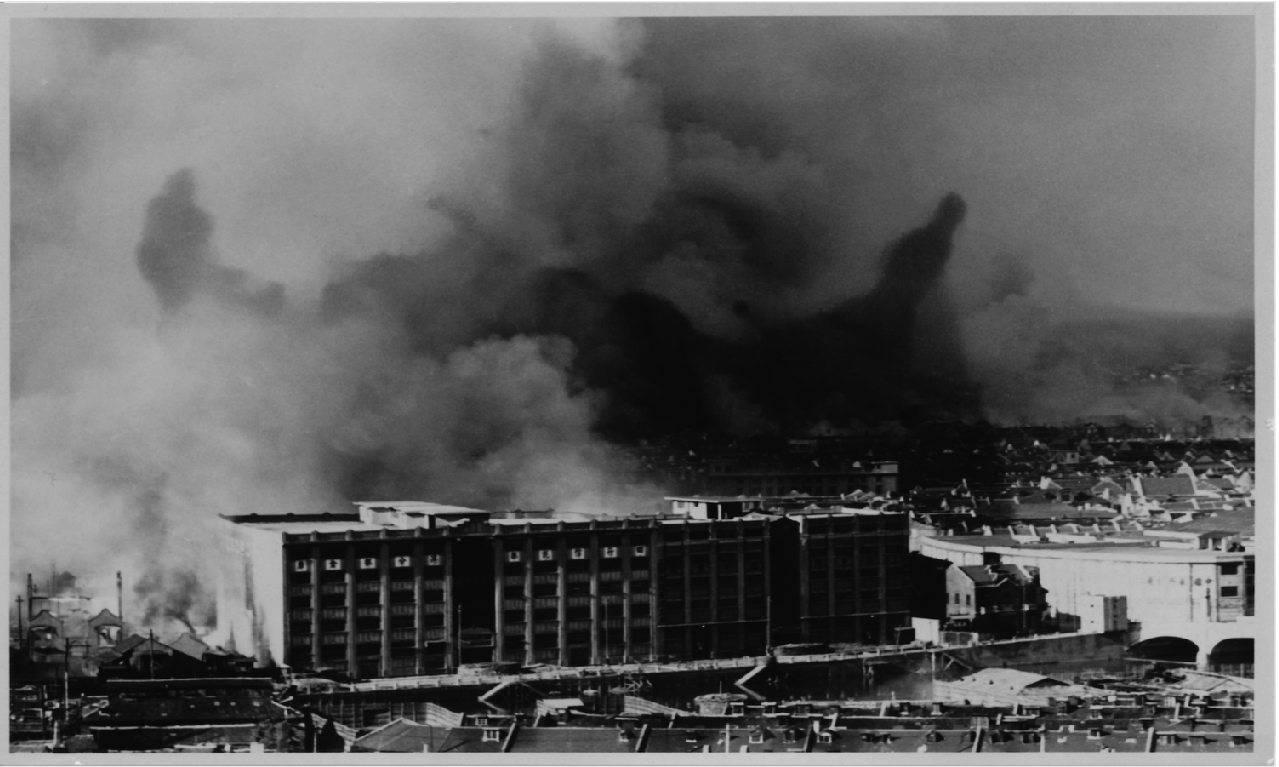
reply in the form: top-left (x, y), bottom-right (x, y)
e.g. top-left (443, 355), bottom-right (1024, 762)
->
top-left (298, 653), bottom-right (1153, 716)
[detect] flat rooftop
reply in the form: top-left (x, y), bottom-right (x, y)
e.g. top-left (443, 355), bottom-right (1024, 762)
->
top-left (926, 534), bottom-right (1252, 562)
top-left (665, 496), bottom-right (766, 503)
top-left (221, 513), bottom-right (385, 533)
top-left (486, 515), bottom-right (656, 526)
top-left (788, 507), bottom-right (891, 516)
top-left (222, 511), bottom-right (674, 534)
top-left (354, 501), bottom-right (489, 516)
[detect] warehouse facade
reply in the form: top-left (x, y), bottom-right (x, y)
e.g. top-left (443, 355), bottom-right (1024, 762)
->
top-left (217, 502), bottom-right (908, 678)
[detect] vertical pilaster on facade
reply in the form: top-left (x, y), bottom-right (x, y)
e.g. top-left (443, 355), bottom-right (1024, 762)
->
top-left (492, 528), bottom-right (505, 662)
top-left (411, 537), bottom-right (424, 675)
top-left (851, 521), bottom-right (862, 641)
top-left (521, 536), bottom-right (532, 669)
top-left (798, 529), bottom-right (810, 642)
top-left (878, 526), bottom-right (889, 644)
top-left (651, 525), bottom-right (663, 661)
top-left (589, 522), bottom-right (601, 665)
top-left (344, 534), bottom-right (356, 674)
top-left (379, 534), bottom-right (390, 678)
top-left (310, 540), bottom-right (321, 669)
top-left (443, 531), bottom-right (456, 671)
top-left (763, 523), bottom-right (772, 651)
top-left (557, 523), bottom-right (568, 667)
top-left (682, 520), bottom-right (692, 658)
top-left (621, 527), bottom-right (632, 663)
top-left (737, 519), bottom-right (747, 655)
top-left (648, 529), bottom-right (659, 662)
top-left (708, 534), bottom-right (719, 659)
top-left (826, 523), bottom-right (835, 642)
top-left (523, 535), bottom-right (535, 667)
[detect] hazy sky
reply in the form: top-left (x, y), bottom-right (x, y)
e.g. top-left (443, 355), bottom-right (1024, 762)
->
top-left (13, 14), bottom-right (1257, 340)
top-left (9, 12), bottom-right (1260, 621)
top-left (639, 15), bottom-right (1257, 316)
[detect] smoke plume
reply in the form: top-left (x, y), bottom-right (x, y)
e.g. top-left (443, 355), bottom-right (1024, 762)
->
top-left (136, 169), bottom-right (283, 316)
top-left (11, 17), bottom-right (1254, 633)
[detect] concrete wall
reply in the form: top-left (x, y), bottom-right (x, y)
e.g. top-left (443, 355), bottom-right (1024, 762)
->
top-left (912, 618), bottom-right (942, 645)
top-left (944, 631), bottom-right (1128, 669)
top-left (944, 567), bottom-right (975, 621)
top-left (869, 631), bottom-right (1127, 674)
top-left (918, 537), bottom-right (1252, 646)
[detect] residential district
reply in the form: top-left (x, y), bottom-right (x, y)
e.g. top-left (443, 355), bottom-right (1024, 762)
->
top-left (10, 422), bottom-right (1258, 753)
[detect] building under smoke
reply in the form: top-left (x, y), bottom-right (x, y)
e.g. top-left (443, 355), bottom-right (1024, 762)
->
top-left (217, 501), bottom-right (910, 678)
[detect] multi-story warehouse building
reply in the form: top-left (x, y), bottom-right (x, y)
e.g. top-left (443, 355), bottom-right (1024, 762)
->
top-left (489, 517), bottom-right (661, 667)
top-left (653, 516), bottom-right (775, 661)
top-left (771, 511), bottom-right (912, 648)
top-left (217, 502), bottom-right (909, 678)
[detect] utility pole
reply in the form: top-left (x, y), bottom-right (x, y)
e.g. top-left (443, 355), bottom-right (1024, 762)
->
top-left (454, 602), bottom-right (462, 673)
top-left (16, 596), bottom-right (24, 653)
top-left (62, 649), bottom-right (70, 715)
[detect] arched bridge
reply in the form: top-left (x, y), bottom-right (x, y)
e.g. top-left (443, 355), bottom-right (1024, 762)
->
top-left (1128, 616), bottom-right (1257, 672)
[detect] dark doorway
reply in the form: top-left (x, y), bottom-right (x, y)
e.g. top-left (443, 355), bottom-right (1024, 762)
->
top-left (1126, 636), bottom-right (1199, 664)
top-left (1208, 638), bottom-right (1254, 678)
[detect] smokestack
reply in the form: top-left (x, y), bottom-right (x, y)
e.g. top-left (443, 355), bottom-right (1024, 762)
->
top-left (117, 571), bottom-right (124, 628)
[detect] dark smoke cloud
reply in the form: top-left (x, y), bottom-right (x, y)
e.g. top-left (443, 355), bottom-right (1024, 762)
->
top-left (318, 37), bottom-right (976, 452)
top-left (134, 569), bottom-right (212, 636)
top-left (137, 169), bottom-right (284, 316)
top-left (12, 18), bottom-right (1255, 636)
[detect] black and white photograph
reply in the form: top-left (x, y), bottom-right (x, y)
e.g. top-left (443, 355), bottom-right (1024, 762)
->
top-left (7, 4), bottom-right (1270, 757)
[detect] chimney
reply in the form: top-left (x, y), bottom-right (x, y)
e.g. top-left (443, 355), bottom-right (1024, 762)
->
top-left (117, 571), bottom-right (124, 628)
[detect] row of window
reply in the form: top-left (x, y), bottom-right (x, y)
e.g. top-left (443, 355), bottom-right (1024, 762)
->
top-left (293, 555), bottom-right (444, 572)
top-left (503, 581), bottom-right (651, 598)
top-left (501, 604), bottom-right (653, 623)
top-left (503, 545), bottom-right (648, 563)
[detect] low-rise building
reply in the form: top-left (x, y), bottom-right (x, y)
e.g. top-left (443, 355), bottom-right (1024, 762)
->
top-left (943, 555), bottom-right (1047, 638)
top-left (918, 527), bottom-right (1256, 670)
